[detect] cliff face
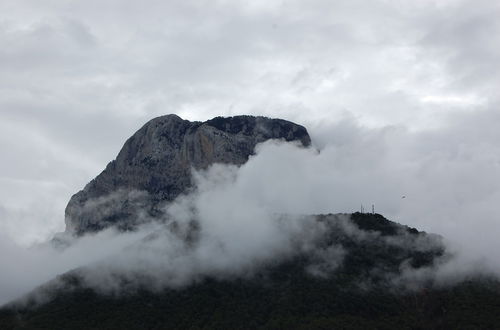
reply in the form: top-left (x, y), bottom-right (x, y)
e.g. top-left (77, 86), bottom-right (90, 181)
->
top-left (64, 115), bottom-right (311, 235)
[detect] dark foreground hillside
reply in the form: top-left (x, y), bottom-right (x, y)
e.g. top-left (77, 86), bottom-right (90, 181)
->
top-left (1, 213), bottom-right (500, 330)
top-left (2, 278), bottom-right (500, 329)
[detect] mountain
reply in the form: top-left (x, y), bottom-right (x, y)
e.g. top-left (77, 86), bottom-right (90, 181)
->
top-left (2, 115), bottom-right (500, 329)
top-left (64, 115), bottom-right (310, 236)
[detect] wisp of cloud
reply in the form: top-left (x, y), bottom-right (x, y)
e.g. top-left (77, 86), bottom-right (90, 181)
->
top-left (2, 113), bottom-right (500, 306)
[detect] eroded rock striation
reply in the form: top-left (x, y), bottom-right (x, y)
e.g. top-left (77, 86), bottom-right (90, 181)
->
top-left (64, 115), bottom-right (311, 235)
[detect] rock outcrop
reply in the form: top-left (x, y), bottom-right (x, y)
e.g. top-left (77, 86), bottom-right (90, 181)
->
top-left (64, 115), bottom-right (311, 235)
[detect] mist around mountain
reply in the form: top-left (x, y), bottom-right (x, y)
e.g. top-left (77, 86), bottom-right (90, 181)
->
top-left (2, 212), bottom-right (500, 329)
top-left (1, 115), bottom-right (500, 329)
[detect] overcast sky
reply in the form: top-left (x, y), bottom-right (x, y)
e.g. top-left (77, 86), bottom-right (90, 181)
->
top-left (1, 0), bottom-right (499, 245)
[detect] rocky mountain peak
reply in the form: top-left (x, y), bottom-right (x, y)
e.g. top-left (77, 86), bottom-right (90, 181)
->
top-left (64, 115), bottom-right (311, 235)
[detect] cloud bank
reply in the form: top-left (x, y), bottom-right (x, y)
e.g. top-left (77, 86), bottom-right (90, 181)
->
top-left (2, 115), bottom-right (500, 305)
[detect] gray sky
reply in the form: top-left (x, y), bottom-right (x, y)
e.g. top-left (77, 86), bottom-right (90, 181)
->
top-left (1, 0), bottom-right (500, 245)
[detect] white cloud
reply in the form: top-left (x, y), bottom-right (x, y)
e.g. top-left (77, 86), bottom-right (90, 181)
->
top-left (419, 94), bottom-right (484, 106)
top-left (2, 118), bottom-right (500, 305)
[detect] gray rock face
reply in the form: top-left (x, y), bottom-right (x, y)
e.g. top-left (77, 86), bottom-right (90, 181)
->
top-left (65, 115), bottom-right (311, 235)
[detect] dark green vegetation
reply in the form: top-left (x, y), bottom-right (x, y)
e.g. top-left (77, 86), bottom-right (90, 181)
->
top-left (2, 213), bottom-right (500, 329)
top-left (2, 278), bottom-right (499, 329)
